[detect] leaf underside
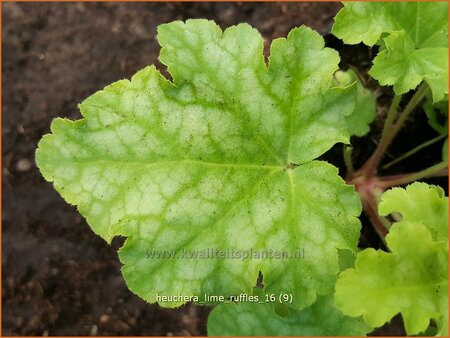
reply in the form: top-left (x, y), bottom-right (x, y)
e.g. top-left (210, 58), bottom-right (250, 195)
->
top-left (332, 2), bottom-right (449, 102)
top-left (36, 20), bottom-right (362, 309)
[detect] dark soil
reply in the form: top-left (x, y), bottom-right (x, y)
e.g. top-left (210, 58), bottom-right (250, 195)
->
top-left (2, 2), bottom-right (445, 336)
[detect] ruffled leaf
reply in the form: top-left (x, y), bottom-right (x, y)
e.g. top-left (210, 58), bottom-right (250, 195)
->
top-left (335, 183), bottom-right (448, 335)
top-left (332, 2), bottom-right (448, 102)
top-left (36, 20), bottom-right (362, 309)
top-left (378, 182), bottom-right (448, 241)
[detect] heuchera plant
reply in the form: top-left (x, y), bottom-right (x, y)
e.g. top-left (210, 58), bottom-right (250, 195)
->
top-left (36, 2), bottom-right (448, 336)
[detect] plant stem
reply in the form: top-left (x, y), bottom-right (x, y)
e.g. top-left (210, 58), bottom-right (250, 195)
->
top-left (350, 174), bottom-right (389, 242)
top-left (378, 161), bottom-right (448, 188)
top-left (360, 82), bottom-right (430, 177)
top-left (389, 83), bottom-right (429, 139)
top-left (359, 95), bottom-right (401, 176)
top-left (382, 134), bottom-right (447, 170)
top-left (343, 145), bottom-right (354, 176)
top-left (348, 82), bottom-right (433, 244)
top-left (361, 194), bottom-right (389, 244)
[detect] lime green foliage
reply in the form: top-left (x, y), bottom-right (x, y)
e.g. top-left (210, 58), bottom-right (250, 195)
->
top-left (335, 183), bottom-right (448, 335)
top-left (36, 20), bottom-right (362, 309)
top-left (207, 294), bottom-right (372, 336)
top-left (332, 2), bottom-right (448, 102)
top-left (333, 69), bottom-right (376, 136)
top-left (379, 183), bottom-right (448, 241)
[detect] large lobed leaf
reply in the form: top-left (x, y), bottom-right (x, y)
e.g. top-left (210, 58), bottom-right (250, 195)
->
top-left (332, 2), bottom-right (449, 102)
top-left (36, 20), bottom-right (362, 309)
top-left (335, 183), bottom-right (448, 335)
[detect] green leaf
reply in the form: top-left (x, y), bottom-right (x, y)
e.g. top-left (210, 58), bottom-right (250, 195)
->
top-left (337, 248), bottom-right (356, 272)
top-left (335, 183), bottom-right (449, 335)
top-left (332, 2), bottom-right (449, 102)
top-left (333, 69), bottom-right (376, 136)
top-left (36, 20), bottom-right (362, 309)
top-left (207, 294), bottom-right (372, 336)
top-left (423, 96), bottom-right (448, 163)
top-left (424, 99), bottom-right (448, 136)
top-left (378, 182), bottom-right (448, 241)
top-left (335, 221), bottom-right (448, 335)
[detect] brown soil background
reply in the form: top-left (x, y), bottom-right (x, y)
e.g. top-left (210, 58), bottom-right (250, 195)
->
top-left (2, 2), bottom-right (445, 336)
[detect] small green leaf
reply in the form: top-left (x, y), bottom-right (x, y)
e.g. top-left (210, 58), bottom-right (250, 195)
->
top-left (335, 221), bottom-right (448, 335)
top-left (378, 182), bottom-right (448, 241)
top-left (36, 20), bottom-right (362, 309)
top-left (333, 69), bottom-right (376, 136)
top-left (332, 2), bottom-right (449, 102)
top-left (207, 294), bottom-right (372, 336)
top-left (335, 183), bottom-right (449, 335)
top-left (423, 96), bottom-right (448, 163)
top-left (424, 99), bottom-right (448, 136)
